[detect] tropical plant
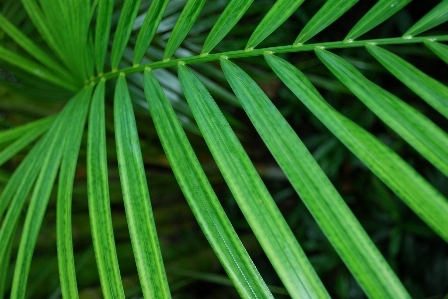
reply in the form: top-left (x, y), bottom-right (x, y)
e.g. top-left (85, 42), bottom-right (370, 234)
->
top-left (0, 0), bottom-right (448, 298)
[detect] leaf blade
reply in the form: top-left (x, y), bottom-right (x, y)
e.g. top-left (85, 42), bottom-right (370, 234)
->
top-left (403, 1), bottom-right (448, 37)
top-left (87, 80), bottom-right (125, 298)
top-left (366, 44), bottom-right (448, 120)
top-left (0, 119), bottom-right (52, 167)
top-left (294, 0), bottom-right (359, 45)
top-left (163, 0), bottom-right (206, 61)
top-left (57, 85), bottom-right (93, 299)
top-left (424, 39), bottom-right (448, 64)
top-left (246, 0), bottom-right (304, 49)
top-left (9, 90), bottom-right (89, 299)
top-left (345, 0), bottom-right (411, 41)
top-left (256, 54), bottom-right (412, 298)
top-left (178, 64), bottom-right (329, 299)
top-left (143, 70), bottom-right (273, 299)
top-left (0, 12), bottom-right (74, 83)
top-left (114, 74), bottom-right (171, 299)
top-left (94, 0), bottom-right (113, 74)
top-left (202, 0), bottom-right (253, 54)
top-left (110, 0), bottom-right (142, 70)
top-left (315, 48), bottom-right (448, 178)
top-left (279, 49), bottom-right (448, 242)
top-left (133, 0), bottom-right (169, 65)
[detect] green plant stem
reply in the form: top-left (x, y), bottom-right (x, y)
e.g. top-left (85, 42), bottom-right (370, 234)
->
top-left (91, 35), bottom-right (448, 83)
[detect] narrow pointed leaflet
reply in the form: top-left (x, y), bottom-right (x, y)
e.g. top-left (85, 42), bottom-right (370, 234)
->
top-left (424, 40), bottom-right (448, 64)
top-left (115, 74), bottom-right (171, 299)
top-left (315, 48), bottom-right (448, 178)
top-left (143, 70), bottom-right (273, 299)
top-left (266, 53), bottom-right (448, 243)
top-left (295, 0), bottom-right (358, 45)
top-left (134, 0), bottom-right (169, 65)
top-left (366, 44), bottom-right (448, 120)
top-left (222, 56), bottom-right (411, 299)
top-left (163, 0), bottom-right (206, 60)
top-left (57, 85), bottom-right (93, 299)
top-left (345, 0), bottom-right (411, 41)
top-left (111, 0), bottom-right (142, 70)
top-left (0, 120), bottom-right (53, 167)
top-left (9, 90), bottom-right (90, 299)
top-left (88, 80), bottom-right (125, 299)
top-left (246, 0), bottom-right (304, 49)
top-left (202, 0), bottom-right (253, 54)
top-left (403, 1), bottom-right (448, 37)
top-left (94, 0), bottom-right (113, 74)
top-left (178, 64), bottom-right (329, 299)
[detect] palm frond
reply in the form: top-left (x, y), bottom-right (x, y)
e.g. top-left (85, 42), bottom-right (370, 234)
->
top-left (1, 1), bottom-right (447, 298)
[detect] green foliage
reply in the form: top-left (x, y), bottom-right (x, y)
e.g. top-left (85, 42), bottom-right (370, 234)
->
top-left (0, 0), bottom-right (447, 298)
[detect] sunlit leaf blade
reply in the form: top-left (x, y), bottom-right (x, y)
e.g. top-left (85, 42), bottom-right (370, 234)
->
top-left (57, 85), bottom-right (93, 299)
top-left (0, 115), bottom-right (56, 148)
top-left (114, 75), bottom-right (171, 299)
top-left (0, 12), bottom-right (74, 83)
top-left (424, 39), bottom-right (448, 64)
top-left (0, 46), bottom-right (78, 91)
top-left (201, 0), bottom-right (253, 54)
top-left (245, 0), bottom-right (304, 49)
top-left (345, 0), bottom-right (411, 41)
top-left (0, 119), bottom-right (52, 167)
top-left (133, 0), bottom-right (169, 65)
top-left (143, 70), bottom-right (273, 299)
top-left (94, 0), bottom-right (113, 74)
top-left (316, 48), bottom-right (448, 178)
top-left (87, 80), bottom-right (125, 298)
top-left (163, 0), bottom-right (206, 61)
top-left (111, 0), bottom-right (142, 70)
top-left (222, 56), bottom-right (411, 299)
top-left (403, 0), bottom-right (448, 37)
top-left (9, 91), bottom-right (87, 299)
top-left (366, 44), bottom-right (448, 119)
top-left (272, 50), bottom-right (448, 242)
top-left (294, 0), bottom-right (359, 45)
top-left (178, 64), bottom-right (329, 299)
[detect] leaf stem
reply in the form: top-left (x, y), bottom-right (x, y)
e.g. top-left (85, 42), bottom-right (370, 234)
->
top-left (89, 35), bottom-right (448, 84)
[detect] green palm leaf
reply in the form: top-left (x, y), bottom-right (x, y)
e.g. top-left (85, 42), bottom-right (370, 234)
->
top-left (221, 57), bottom-right (411, 299)
top-left (144, 70), bottom-right (273, 299)
top-left (114, 74), bottom-right (171, 298)
top-left (316, 48), bottom-right (448, 177)
top-left (87, 80), bottom-right (125, 298)
top-left (1, 1), bottom-right (447, 298)
top-left (178, 64), bottom-right (329, 298)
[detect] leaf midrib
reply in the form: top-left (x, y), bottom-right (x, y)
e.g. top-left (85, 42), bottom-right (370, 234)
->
top-left (86, 35), bottom-right (448, 85)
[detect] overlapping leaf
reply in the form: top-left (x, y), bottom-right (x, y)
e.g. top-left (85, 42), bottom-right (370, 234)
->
top-left (87, 80), bottom-right (125, 298)
top-left (345, 0), bottom-right (411, 41)
top-left (114, 75), bottom-right (171, 299)
top-left (163, 0), bottom-right (206, 60)
top-left (178, 64), bottom-right (329, 299)
top-left (221, 57), bottom-right (411, 299)
top-left (246, 0), bottom-right (304, 49)
top-left (366, 44), bottom-right (448, 119)
top-left (144, 70), bottom-right (273, 299)
top-left (295, 0), bottom-right (358, 45)
top-left (316, 48), bottom-right (448, 178)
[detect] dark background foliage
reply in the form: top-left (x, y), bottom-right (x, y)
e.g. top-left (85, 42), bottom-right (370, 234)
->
top-left (0, 0), bottom-right (447, 298)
